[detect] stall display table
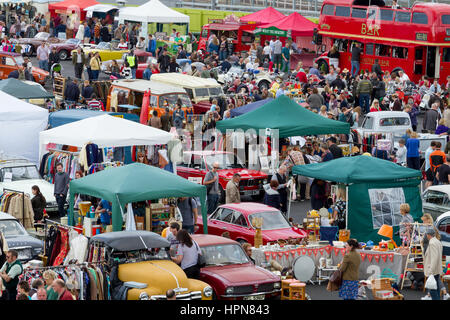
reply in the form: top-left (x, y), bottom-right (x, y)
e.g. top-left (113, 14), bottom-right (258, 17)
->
top-left (316, 266), bottom-right (338, 285)
top-left (252, 244), bottom-right (406, 281)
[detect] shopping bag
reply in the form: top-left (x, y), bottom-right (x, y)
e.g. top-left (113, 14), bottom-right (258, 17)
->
top-left (326, 279), bottom-right (340, 292)
top-left (425, 275), bottom-right (437, 290)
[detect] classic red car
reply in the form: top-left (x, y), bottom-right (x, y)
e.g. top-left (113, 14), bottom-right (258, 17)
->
top-left (192, 234), bottom-right (281, 300)
top-left (13, 32), bottom-right (62, 56)
top-left (0, 52), bottom-right (48, 84)
top-left (48, 38), bottom-right (96, 60)
top-left (195, 203), bottom-right (307, 245)
top-left (177, 151), bottom-right (268, 202)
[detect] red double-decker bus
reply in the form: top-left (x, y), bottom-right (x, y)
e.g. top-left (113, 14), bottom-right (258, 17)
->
top-left (315, 0), bottom-right (450, 83)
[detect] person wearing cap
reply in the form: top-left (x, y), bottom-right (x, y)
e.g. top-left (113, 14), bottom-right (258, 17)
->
top-left (423, 227), bottom-right (443, 300)
top-left (225, 173), bottom-right (241, 204)
top-left (327, 137), bottom-right (343, 159)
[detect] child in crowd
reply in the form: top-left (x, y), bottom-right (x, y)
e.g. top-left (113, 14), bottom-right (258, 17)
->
top-left (399, 203), bottom-right (414, 246)
top-left (395, 139), bottom-right (407, 166)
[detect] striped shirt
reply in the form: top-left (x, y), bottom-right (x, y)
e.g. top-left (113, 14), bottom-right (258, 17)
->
top-left (88, 99), bottom-right (104, 111)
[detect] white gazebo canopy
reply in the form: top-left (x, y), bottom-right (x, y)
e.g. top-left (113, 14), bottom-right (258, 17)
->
top-left (118, 0), bottom-right (189, 24)
top-left (38, 114), bottom-right (172, 160)
top-left (0, 91), bottom-right (48, 165)
top-left (84, 4), bottom-right (118, 13)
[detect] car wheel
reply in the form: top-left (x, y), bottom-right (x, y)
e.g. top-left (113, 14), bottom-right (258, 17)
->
top-left (258, 80), bottom-right (270, 91)
top-left (59, 50), bottom-right (68, 60)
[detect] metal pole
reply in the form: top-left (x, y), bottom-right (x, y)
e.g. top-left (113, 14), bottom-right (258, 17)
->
top-left (345, 185), bottom-right (349, 230)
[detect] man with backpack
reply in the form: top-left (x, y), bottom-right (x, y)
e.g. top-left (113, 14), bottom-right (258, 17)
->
top-left (429, 141), bottom-right (447, 185)
top-left (177, 198), bottom-right (198, 234)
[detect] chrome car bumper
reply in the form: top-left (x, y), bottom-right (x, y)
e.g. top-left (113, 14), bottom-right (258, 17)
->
top-left (149, 291), bottom-right (203, 300)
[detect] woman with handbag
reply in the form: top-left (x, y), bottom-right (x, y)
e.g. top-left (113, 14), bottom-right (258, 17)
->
top-left (171, 230), bottom-right (203, 280)
top-left (338, 239), bottom-right (361, 300)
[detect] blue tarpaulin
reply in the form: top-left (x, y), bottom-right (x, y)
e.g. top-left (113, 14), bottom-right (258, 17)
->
top-left (229, 98), bottom-right (273, 118)
top-left (48, 110), bottom-right (139, 128)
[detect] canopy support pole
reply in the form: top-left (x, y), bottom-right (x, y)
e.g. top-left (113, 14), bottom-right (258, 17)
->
top-left (345, 184), bottom-right (349, 230)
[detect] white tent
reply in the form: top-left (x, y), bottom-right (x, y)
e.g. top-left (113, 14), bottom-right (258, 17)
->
top-left (38, 114), bottom-right (173, 160)
top-left (117, 0), bottom-right (189, 37)
top-left (0, 91), bottom-right (48, 165)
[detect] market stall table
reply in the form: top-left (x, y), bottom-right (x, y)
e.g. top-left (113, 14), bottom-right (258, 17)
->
top-left (252, 244), bottom-right (406, 280)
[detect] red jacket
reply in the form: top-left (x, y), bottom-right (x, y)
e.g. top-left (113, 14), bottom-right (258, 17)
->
top-left (58, 289), bottom-right (74, 300)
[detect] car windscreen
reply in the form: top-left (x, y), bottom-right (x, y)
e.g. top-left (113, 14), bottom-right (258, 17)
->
top-left (66, 38), bottom-right (80, 45)
top-left (158, 94), bottom-right (192, 108)
top-left (97, 42), bottom-right (110, 50)
top-left (379, 117), bottom-right (410, 127)
top-left (0, 219), bottom-right (28, 237)
top-left (14, 56), bottom-right (24, 65)
top-left (209, 87), bottom-right (223, 96)
top-left (204, 153), bottom-right (245, 170)
top-left (35, 32), bottom-right (48, 40)
top-left (201, 244), bottom-right (250, 266)
top-left (1, 166), bottom-right (40, 181)
top-left (248, 211), bottom-right (291, 230)
top-left (195, 88), bottom-right (209, 97)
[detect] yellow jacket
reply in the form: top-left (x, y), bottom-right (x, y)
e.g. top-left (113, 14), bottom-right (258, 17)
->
top-left (90, 57), bottom-right (101, 71)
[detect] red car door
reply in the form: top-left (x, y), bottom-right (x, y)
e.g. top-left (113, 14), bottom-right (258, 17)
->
top-left (230, 211), bottom-right (254, 243)
top-left (208, 207), bottom-right (234, 237)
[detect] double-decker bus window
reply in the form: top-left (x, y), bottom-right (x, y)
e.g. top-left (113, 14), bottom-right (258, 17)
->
top-left (442, 15), bottom-right (450, 24)
top-left (412, 12), bottom-right (428, 25)
top-left (335, 6), bottom-right (350, 17)
top-left (366, 43), bottom-right (375, 56)
top-left (443, 48), bottom-right (450, 62)
top-left (375, 44), bottom-right (391, 57)
top-left (334, 39), bottom-right (349, 52)
top-left (392, 47), bottom-right (408, 59)
top-left (352, 8), bottom-right (367, 19)
top-left (322, 4), bottom-right (335, 15)
top-left (395, 11), bottom-right (411, 23)
top-left (380, 9), bottom-right (394, 21)
top-left (368, 7), bottom-right (379, 21)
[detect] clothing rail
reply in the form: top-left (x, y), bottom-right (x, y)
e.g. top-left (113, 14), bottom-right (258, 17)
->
top-left (47, 148), bottom-right (80, 155)
top-left (43, 218), bottom-right (84, 257)
top-left (3, 188), bottom-right (25, 222)
top-left (24, 261), bottom-right (107, 270)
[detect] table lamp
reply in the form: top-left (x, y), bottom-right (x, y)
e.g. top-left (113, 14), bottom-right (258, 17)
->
top-left (377, 224), bottom-right (398, 248)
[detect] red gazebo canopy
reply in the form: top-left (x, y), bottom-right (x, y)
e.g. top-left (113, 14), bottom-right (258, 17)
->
top-left (259, 12), bottom-right (317, 36)
top-left (49, 0), bottom-right (100, 20)
top-left (240, 7), bottom-right (285, 25)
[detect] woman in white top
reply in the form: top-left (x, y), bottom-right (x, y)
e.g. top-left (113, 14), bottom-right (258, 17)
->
top-left (319, 105), bottom-right (328, 117)
top-left (351, 106), bottom-right (361, 129)
top-left (171, 230), bottom-right (202, 279)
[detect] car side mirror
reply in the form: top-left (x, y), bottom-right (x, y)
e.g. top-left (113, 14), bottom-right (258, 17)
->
top-left (194, 165), bottom-right (201, 169)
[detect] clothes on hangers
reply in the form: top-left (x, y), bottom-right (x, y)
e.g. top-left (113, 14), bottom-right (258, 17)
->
top-left (39, 150), bottom-right (80, 182)
top-left (0, 192), bottom-right (33, 228)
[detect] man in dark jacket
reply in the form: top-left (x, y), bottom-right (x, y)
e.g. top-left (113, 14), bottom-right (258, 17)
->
top-left (160, 107), bottom-right (173, 132)
top-left (72, 47), bottom-right (86, 79)
top-left (356, 74), bottom-right (373, 113)
top-left (350, 42), bottom-right (362, 77)
top-left (100, 24), bottom-right (109, 42)
top-left (53, 162), bottom-right (70, 218)
top-left (331, 73), bottom-right (346, 91)
top-left (371, 72), bottom-right (385, 101)
top-left (48, 46), bottom-right (60, 71)
top-left (371, 59), bottom-right (383, 79)
top-left (64, 78), bottom-right (80, 102)
top-left (327, 137), bottom-right (343, 159)
top-left (81, 80), bottom-right (94, 100)
top-left (263, 180), bottom-right (281, 210)
top-left (423, 103), bottom-right (440, 132)
top-left (157, 49), bottom-right (170, 73)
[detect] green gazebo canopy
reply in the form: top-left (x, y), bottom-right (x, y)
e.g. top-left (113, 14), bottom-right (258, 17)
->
top-left (69, 163), bottom-right (208, 232)
top-left (216, 95), bottom-right (350, 138)
top-left (292, 156), bottom-right (422, 243)
top-left (292, 155), bottom-right (422, 184)
top-left (0, 78), bottom-right (54, 99)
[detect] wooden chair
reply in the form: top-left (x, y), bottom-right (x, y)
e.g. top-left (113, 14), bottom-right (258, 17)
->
top-left (289, 282), bottom-right (306, 300)
top-left (281, 279), bottom-right (299, 300)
